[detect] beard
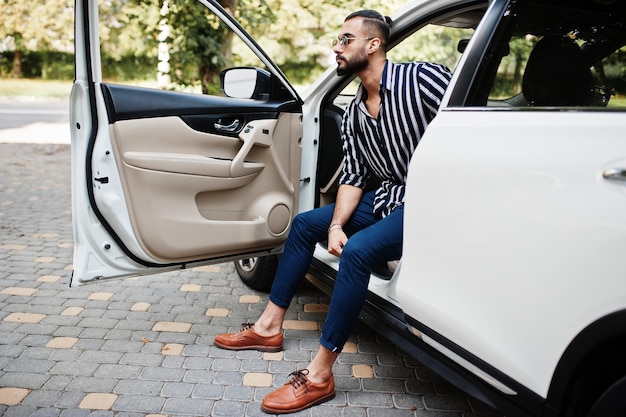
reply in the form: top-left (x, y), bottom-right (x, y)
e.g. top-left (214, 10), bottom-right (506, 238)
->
top-left (336, 51), bottom-right (369, 76)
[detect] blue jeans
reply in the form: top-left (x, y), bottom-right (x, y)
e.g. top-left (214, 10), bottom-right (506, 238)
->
top-left (269, 190), bottom-right (404, 353)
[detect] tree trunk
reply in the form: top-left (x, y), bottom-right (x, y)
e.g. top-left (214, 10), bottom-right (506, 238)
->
top-left (199, 64), bottom-right (223, 95)
top-left (13, 50), bottom-right (23, 79)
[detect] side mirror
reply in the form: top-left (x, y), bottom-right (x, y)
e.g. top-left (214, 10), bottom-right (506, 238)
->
top-left (220, 67), bottom-right (271, 100)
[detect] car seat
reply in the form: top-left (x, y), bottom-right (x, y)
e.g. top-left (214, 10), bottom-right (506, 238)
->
top-left (522, 35), bottom-right (594, 106)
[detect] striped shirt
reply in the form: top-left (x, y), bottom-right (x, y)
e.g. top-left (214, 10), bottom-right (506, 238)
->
top-left (338, 60), bottom-right (452, 217)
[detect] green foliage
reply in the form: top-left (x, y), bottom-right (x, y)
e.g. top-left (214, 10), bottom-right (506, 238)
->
top-left (164, 0), bottom-right (231, 93)
top-left (0, 0), bottom-right (74, 77)
top-left (101, 54), bottom-right (158, 82)
top-left (388, 25), bottom-right (475, 72)
top-left (0, 51), bottom-right (73, 79)
top-left (99, 0), bottom-right (161, 61)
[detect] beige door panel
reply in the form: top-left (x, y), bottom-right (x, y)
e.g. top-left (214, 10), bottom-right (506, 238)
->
top-left (123, 152), bottom-right (263, 180)
top-left (109, 114), bottom-right (302, 263)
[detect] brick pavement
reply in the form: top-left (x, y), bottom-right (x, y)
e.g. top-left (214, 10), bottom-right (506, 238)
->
top-left (0, 142), bottom-right (503, 416)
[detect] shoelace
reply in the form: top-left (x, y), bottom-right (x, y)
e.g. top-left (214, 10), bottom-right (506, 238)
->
top-left (287, 370), bottom-right (310, 393)
top-left (239, 323), bottom-right (254, 332)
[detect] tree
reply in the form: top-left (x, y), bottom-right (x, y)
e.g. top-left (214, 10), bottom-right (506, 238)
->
top-left (164, 0), bottom-right (276, 94)
top-left (0, 0), bottom-right (73, 78)
top-left (98, 0), bottom-right (161, 80)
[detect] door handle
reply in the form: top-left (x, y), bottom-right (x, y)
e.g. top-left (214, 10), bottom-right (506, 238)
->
top-left (214, 119), bottom-right (242, 133)
top-left (603, 168), bottom-right (626, 182)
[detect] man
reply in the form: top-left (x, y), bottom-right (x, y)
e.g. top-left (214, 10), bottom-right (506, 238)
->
top-left (214, 10), bottom-right (452, 414)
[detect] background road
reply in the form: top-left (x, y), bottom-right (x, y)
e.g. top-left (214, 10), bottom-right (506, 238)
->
top-left (0, 100), bottom-right (68, 130)
top-left (0, 98), bottom-right (69, 144)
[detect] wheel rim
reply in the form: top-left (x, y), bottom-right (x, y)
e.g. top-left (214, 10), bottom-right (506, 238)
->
top-left (237, 258), bottom-right (257, 273)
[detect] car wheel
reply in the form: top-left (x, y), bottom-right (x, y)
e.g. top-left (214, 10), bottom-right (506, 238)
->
top-left (587, 375), bottom-right (626, 417)
top-left (234, 255), bottom-right (278, 292)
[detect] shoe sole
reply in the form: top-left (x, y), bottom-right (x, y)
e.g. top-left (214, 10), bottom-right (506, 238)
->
top-left (213, 341), bottom-right (283, 353)
top-left (261, 391), bottom-right (336, 414)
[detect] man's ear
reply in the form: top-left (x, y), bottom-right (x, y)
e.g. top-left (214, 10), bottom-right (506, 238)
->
top-left (368, 38), bottom-right (382, 54)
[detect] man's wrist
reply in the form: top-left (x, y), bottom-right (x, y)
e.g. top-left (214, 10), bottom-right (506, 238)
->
top-left (328, 223), bottom-right (342, 233)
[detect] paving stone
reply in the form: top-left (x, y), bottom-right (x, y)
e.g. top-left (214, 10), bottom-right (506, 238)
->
top-left (47, 337), bottom-right (79, 349)
top-left (78, 393), bottom-right (118, 410)
top-left (111, 395), bottom-right (166, 414)
top-left (113, 379), bottom-right (163, 396)
top-left (182, 369), bottom-right (215, 384)
top-left (0, 344), bottom-right (27, 358)
top-left (368, 408), bottom-right (417, 417)
top-left (162, 355), bottom-right (186, 369)
top-left (4, 312), bottom-right (46, 323)
top-left (155, 332), bottom-right (197, 345)
top-left (423, 394), bottom-right (472, 412)
top-left (362, 376), bottom-right (407, 393)
top-left (162, 343), bottom-right (184, 356)
top-left (0, 387), bottom-right (30, 405)
top-left (139, 366), bottom-right (185, 382)
top-left (119, 352), bottom-right (163, 367)
top-left (206, 307), bottom-right (230, 317)
top-left (1, 287), bottom-right (38, 296)
top-left (3, 357), bottom-right (54, 374)
top-left (3, 405), bottom-right (39, 417)
top-left (49, 361), bottom-right (99, 378)
top-left (67, 377), bottom-right (118, 393)
top-left (210, 399), bottom-right (246, 417)
top-left (152, 321), bottom-right (192, 332)
top-left (0, 372), bottom-right (49, 389)
top-left (161, 381), bottom-right (194, 397)
top-left (191, 383), bottom-right (223, 399)
top-left (130, 302), bottom-right (150, 312)
top-left (347, 391), bottom-right (393, 407)
top-left (242, 373), bottom-right (272, 388)
top-left (43, 375), bottom-right (72, 391)
top-left (352, 364), bottom-right (374, 378)
top-left (29, 407), bottom-right (62, 417)
top-left (100, 340), bottom-right (144, 353)
top-left (94, 364), bottom-right (142, 380)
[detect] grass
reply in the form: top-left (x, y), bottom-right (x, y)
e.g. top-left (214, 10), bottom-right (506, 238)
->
top-left (0, 78), bottom-right (73, 99)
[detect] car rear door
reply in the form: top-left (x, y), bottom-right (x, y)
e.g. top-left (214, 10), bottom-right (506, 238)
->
top-left (397, 0), bottom-right (626, 403)
top-left (70, 0), bottom-right (302, 285)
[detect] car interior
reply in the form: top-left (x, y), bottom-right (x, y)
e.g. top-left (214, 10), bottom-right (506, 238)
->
top-left (468, 0), bottom-right (626, 107)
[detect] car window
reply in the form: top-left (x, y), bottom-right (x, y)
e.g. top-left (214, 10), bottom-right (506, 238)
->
top-left (466, 0), bottom-right (626, 109)
top-left (98, 2), bottom-right (268, 97)
top-left (388, 24), bottom-right (474, 73)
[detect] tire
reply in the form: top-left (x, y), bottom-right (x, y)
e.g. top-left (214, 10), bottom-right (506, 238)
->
top-left (234, 255), bottom-right (279, 292)
top-left (587, 375), bottom-right (626, 417)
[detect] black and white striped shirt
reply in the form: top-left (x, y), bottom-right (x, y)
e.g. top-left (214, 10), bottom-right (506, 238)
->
top-left (338, 60), bottom-right (452, 217)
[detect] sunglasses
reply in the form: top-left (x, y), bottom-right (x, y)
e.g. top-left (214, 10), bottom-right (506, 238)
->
top-left (331, 35), bottom-right (374, 47)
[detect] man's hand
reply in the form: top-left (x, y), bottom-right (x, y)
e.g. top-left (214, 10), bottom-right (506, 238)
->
top-left (328, 227), bottom-right (348, 257)
top-left (327, 184), bottom-right (362, 257)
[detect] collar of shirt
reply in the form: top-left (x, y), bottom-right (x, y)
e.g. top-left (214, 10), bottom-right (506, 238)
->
top-left (354, 59), bottom-right (394, 105)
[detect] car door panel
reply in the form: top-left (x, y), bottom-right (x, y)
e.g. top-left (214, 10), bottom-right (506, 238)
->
top-left (399, 110), bottom-right (626, 397)
top-left (97, 84), bottom-right (301, 264)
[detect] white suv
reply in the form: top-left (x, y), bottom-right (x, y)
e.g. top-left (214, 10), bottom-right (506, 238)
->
top-left (71, 0), bottom-right (626, 416)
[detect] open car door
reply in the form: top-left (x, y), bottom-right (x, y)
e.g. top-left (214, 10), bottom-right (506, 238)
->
top-left (70, 0), bottom-right (303, 286)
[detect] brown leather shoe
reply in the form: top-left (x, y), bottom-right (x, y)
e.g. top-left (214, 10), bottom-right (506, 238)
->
top-left (214, 323), bottom-right (283, 352)
top-left (261, 369), bottom-right (335, 414)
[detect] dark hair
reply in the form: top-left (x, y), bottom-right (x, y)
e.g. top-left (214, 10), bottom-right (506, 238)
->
top-left (345, 10), bottom-right (392, 46)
